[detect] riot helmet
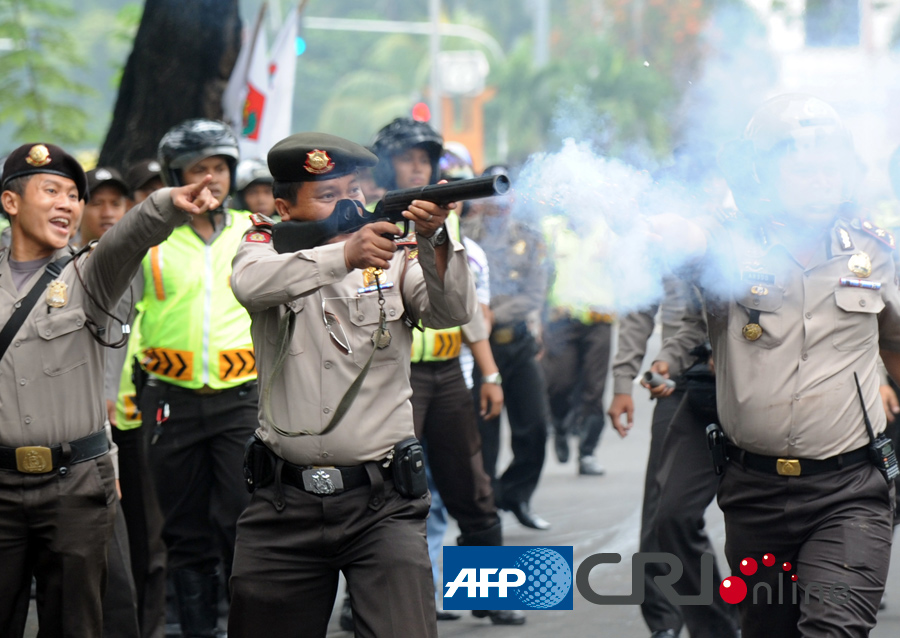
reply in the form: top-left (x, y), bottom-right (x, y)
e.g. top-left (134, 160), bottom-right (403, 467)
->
top-left (235, 158), bottom-right (275, 215)
top-left (440, 141), bottom-right (475, 181)
top-left (157, 119), bottom-right (240, 191)
top-left (719, 94), bottom-right (856, 218)
top-left (236, 158), bottom-right (273, 192)
top-left (371, 117), bottom-right (442, 190)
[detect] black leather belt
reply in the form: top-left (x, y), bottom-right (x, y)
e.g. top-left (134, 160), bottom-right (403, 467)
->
top-left (0, 430), bottom-right (110, 475)
top-left (727, 444), bottom-right (869, 477)
top-left (280, 459), bottom-right (392, 496)
top-left (148, 378), bottom-right (257, 396)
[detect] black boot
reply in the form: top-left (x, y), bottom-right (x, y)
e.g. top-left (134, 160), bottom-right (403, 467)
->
top-left (172, 569), bottom-right (219, 638)
top-left (456, 521), bottom-right (502, 547)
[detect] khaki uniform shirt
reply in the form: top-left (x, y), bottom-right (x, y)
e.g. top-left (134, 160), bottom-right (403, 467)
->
top-left (231, 233), bottom-right (477, 467)
top-left (0, 189), bottom-right (187, 449)
top-left (612, 276), bottom-right (693, 395)
top-left (688, 217), bottom-right (900, 459)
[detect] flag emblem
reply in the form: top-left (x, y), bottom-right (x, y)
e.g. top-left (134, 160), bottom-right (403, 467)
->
top-left (242, 84), bottom-right (266, 140)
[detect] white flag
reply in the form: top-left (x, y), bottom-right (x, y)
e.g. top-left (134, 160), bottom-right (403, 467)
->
top-left (257, 5), bottom-right (299, 155)
top-left (222, 3), bottom-right (267, 144)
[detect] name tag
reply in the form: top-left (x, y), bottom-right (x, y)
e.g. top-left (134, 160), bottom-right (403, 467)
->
top-left (742, 272), bottom-right (775, 285)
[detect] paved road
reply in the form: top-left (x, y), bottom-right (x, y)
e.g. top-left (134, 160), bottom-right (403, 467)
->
top-left (322, 329), bottom-right (900, 637)
top-left (23, 328), bottom-right (900, 637)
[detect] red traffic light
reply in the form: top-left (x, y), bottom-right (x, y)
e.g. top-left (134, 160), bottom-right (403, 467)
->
top-left (412, 102), bottom-right (431, 122)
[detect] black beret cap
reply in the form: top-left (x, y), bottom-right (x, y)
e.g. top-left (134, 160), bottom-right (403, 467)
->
top-left (1, 143), bottom-right (88, 200)
top-left (87, 167), bottom-right (129, 199)
top-left (268, 133), bottom-right (377, 182)
top-left (126, 159), bottom-right (162, 193)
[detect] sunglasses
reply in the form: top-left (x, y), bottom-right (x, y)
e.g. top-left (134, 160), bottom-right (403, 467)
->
top-left (322, 299), bottom-right (352, 354)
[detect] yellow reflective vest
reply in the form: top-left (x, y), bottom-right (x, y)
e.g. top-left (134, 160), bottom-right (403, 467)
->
top-left (542, 215), bottom-right (616, 325)
top-left (139, 211), bottom-right (256, 389)
top-left (115, 312), bottom-right (143, 430)
top-left (411, 213), bottom-right (464, 362)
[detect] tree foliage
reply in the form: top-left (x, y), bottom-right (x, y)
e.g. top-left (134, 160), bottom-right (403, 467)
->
top-left (0, 0), bottom-right (95, 146)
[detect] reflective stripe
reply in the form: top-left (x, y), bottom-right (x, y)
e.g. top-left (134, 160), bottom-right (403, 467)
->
top-left (202, 245), bottom-right (212, 385)
top-left (123, 394), bottom-right (141, 421)
top-left (219, 348), bottom-right (257, 382)
top-left (432, 331), bottom-right (462, 359)
top-left (142, 347), bottom-right (194, 382)
top-left (150, 245), bottom-right (165, 300)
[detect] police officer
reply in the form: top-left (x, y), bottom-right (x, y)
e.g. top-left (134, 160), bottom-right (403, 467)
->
top-left (136, 119), bottom-right (258, 637)
top-left (541, 213), bottom-right (615, 476)
top-left (126, 159), bottom-right (164, 206)
top-left (234, 158), bottom-right (275, 218)
top-left (0, 142), bottom-right (217, 637)
top-left (371, 119), bottom-right (522, 626)
top-left (464, 166), bottom-right (553, 530)
top-left (228, 132), bottom-right (476, 637)
top-left (650, 94), bottom-right (900, 637)
top-left (612, 279), bottom-right (739, 638)
top-left (608, 276), bottom-right (692, 638)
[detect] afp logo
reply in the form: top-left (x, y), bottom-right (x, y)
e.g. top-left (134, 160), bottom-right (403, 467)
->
top-left (442, 546), bottom-right (574, 611)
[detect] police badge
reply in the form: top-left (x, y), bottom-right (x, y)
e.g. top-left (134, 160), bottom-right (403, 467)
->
top-left (46, 279), bottom-right (68, 308)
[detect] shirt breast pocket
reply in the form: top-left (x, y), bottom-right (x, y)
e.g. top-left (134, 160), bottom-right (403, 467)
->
top-left (35, 308), bottom-right (89, 376)
top-left (833, 287), bottom-right (884, 351)
top-left (264, 300), bottom-right (304, 355)
top-left (348, 292), bottom-right (405, 369)
top-left (732, 288), bottom-right (784, 349)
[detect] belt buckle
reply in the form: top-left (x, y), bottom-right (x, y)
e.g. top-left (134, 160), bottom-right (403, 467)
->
top-left (16, 446), bottom-right (54, 474)
top-left (776, 459), bottom-right (801, 476)
top-left (301, 467), bottom-right (344, 495)
top-left (492, 327), bottom-right (514, 345)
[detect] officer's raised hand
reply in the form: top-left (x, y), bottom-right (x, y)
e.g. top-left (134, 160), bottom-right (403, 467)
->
top-left (171, 174), bottom-right (220, 215)
top-left (343, 221), bottom-right (398, 271)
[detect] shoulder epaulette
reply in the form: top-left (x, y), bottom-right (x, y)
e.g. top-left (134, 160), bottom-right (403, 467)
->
top-left (861, 220), bottom-right (896, 250)
top-left (71, 241), bottom-right (96, 260)
top-left (249, 213), bottom-right (274, 230)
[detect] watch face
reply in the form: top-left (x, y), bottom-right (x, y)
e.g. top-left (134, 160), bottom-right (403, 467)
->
top-left (431, 226), bottom-right (448, 246)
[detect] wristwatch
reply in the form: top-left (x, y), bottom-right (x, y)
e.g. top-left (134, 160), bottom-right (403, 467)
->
top-left (425, 224), bottom-right (448, 247)
top-left (483, 372), bottom-right (502, 385)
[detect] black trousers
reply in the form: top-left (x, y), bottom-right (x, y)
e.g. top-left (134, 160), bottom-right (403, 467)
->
top-left (541, 319), bottom-right (612, 458)
top-left (655, 392), bottom-right (739, 638)
top-left (637, 392), bottom-right (685, 633)
top-left (228, 475), bottom-right (436, 638)
top-left (140, 381), bottom-right (256, 575)
top-left (478, 332), bottom-right (550, 505)
top-left (410, 360), bottom-right (499, 535)
top-left (102, 504), bottom-right (140, 638)
top-left (111, 425), bottom-right (167, 638)
top-left (0, 454), bottom-right (117, 638)
top-left (718, 460), bottom-right (893, 638)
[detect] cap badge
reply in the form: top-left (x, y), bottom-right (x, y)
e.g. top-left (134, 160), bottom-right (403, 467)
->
top-left (848, 252), bottom-right (872, 279)
top-left (95, 168), bottom-right (112, 181)
top-left (26, 144), bottom-right (51, 167)
top-left (305, 149), bottom-right (335, 175)
top-left (148, 161), bottom-right (161, 172)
